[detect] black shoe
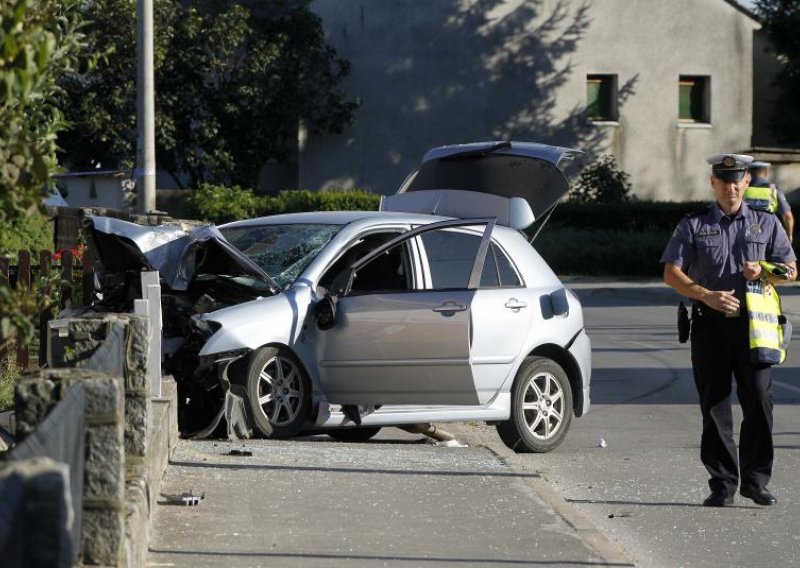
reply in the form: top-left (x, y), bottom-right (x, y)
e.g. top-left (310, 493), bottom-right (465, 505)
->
top-left (740, 485), bottom-right (777, 506)
top-left (703, 489), bottom-right (734, 507)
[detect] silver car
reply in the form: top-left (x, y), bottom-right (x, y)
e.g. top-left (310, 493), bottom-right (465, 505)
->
top-left (88, 141), bottom-right (591, 452)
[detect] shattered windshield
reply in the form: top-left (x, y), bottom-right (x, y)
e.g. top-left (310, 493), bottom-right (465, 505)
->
top-left (220, 224), bottom-right (341, 288)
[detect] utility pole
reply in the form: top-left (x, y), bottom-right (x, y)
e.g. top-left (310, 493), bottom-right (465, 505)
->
top-left (136, 0), bottom-right (156, 213)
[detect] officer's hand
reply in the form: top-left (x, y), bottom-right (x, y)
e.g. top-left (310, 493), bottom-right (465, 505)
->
top-left (703, 289), bottom-right (740, 315)
top-left (743, 261), bottom-right (762, 281)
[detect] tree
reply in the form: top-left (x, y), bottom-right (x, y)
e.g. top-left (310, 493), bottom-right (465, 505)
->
top-left (754, 0), bottom-right (800, 146)
top-left (1, 0), bottom-right (84, 351)
top-left (569, 155), bottom-right (634, 204)
top-left (58, 0), bottom-right (359, 188)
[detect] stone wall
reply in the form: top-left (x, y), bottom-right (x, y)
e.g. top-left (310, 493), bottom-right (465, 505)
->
top-left (9, 312), bottom-right (178, 567)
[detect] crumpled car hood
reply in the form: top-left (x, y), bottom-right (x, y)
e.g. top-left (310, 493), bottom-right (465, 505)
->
top-left (88, 216), bottom-right (279, 293)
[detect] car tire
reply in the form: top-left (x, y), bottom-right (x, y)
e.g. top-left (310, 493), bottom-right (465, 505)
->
top-left (327, 427), bottom-right (382, 442)
top-left (496, 356), bottom-right (573, 453)
top-left (244, 346), bottom-right (310, 439)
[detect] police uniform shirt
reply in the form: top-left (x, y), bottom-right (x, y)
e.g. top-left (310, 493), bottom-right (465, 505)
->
top-left (750, 176), bottom-right (791, 215)
top-left (661, 201), bottom-right (795, 300)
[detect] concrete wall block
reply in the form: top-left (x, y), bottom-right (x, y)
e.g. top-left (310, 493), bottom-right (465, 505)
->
top-left (81, 508), bottom-right (124, 566)
top-left (14, 379), bottom-right (60, 439)
top-left (0, 458), bottom-right (73, 567)
top-left (84, 424), bottom-right (125, 502)
top-left (124, 395), bottom-right (151, 457)
top-left (123, 479), bottom-right (149, 568)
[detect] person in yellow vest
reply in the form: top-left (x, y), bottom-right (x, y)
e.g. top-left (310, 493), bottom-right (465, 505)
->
top-left (661, 153), bottom-right (796, 507)
top-left (744, 161), bottom-right (794, 242)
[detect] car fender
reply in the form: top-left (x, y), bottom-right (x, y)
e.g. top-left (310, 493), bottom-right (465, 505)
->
top-left (198, 286), bottom-right (312, 357)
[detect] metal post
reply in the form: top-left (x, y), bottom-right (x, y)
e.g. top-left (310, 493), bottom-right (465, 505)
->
top-left (136, 0), bottom-right (156, 214)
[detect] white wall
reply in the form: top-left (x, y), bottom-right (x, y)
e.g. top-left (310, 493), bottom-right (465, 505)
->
top-left (302, 0), bottom-right (759, 201)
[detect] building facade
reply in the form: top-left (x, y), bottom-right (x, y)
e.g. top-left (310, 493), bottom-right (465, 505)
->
top-left (299, 0), bottom-right (784, 200)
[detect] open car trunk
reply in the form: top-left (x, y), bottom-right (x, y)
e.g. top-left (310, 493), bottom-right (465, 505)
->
top-left (386, 141), bottom-right (583, 239)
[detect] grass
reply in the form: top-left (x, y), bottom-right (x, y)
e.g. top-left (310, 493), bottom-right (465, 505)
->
top-left (0, 353), bottom-right (21, 411)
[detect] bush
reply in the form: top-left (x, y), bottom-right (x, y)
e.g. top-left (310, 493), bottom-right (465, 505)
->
top-left (549, 201), bottom-right (709, 233)
top-left (570, 155), bottom-right (634, 204)
top-left (260, 189), bottom-right (380, 216)
top-left (0, 353), bottom-right (21, 411)
top-left (186, 183), bottom-right (260, 224)
top-left (0, 210), bottom-right (54, 256)
top-left (186, 185), bottom-right (381, 224)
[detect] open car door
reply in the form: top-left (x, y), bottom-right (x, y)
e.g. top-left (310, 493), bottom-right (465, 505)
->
top-left (316, 218), bottom-right (496, 406)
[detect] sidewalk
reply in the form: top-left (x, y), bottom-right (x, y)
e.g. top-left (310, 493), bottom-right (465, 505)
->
top-left (148, 434), bottom-right (632, 567)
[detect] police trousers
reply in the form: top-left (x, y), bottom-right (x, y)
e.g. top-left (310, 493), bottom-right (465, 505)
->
top-left (690, 307), bottom-right (774, 494)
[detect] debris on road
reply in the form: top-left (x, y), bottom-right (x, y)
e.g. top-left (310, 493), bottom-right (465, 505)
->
top-left (161, 491), bottom-right (205, 506)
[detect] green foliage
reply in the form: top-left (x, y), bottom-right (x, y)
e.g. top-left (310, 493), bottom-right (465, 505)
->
top-left (188, 185), bottom-right (380, 224)
top-left (537, 200), bottom-right (711, 277)
top-left (536, 227), bottom-right (671, 277)
top-left (569, 155), bottom-right (634, 204)
top-left (549, 201), bottom-right (709, 233)
top-left (1, 0), bottom-right (84, 352)
top-left (187, 183), bottom-right (260, 224)
top-left (754, 1), bottom-right (800, 146)
top-left (58, 0), bottom-right (359, 188)
top-left (0, 353), bottom-right (21, 411)
top-left (0, 210), bottom-right (54, 255)
top-left (261, 189), bottom-right (381, 216)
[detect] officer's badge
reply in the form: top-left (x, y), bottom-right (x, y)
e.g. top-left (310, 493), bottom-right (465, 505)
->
top-left (697, 226), bottom-right (721, 237)
top-left (722, 156), bottom-right (736, 168)
top-left (749, 223), bottom-right (762, 235)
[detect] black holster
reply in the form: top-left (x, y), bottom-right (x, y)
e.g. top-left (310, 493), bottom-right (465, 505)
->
top-left (678, 301), bottom-right (690, 343)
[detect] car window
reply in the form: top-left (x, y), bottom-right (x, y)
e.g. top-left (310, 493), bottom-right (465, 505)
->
top-left (319, 232), bottom-right (404, 291)
top-left (220, 224), bottom-right (340, 288)
top-left (420, 229), bottom-right (482, 289)
top-left (493, 243), bottom-right (522, 287)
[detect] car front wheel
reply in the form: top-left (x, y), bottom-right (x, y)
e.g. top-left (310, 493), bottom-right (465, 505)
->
top-left (244, 346), bottom-right (310, 439)
top-left (496, 356), bottom-right (573, 453)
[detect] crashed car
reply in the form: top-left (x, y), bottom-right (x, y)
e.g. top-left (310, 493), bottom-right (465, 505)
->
top-left (87, 141), bottom-right (591, 453)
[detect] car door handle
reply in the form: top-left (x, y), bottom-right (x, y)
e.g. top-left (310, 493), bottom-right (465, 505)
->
top-left (432, 301), bottom-right (468, 313)
top-left (505, 298), bottom-right (528, 310)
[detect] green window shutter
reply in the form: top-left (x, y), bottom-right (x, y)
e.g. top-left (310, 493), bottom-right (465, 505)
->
top-left (587, 75), bottom-right (614, 120)
top-left (679, 77), bottom-right (707, 122)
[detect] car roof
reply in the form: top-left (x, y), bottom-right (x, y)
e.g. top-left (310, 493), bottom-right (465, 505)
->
top-left (219, 210), bottom-right (452, 229)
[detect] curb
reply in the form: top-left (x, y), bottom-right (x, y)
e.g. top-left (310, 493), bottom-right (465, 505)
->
top-left (446, 422), bottom-right (637, 567)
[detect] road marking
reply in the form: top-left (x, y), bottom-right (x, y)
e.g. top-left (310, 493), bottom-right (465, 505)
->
top-left (774, 380), bottom-right (800, 395)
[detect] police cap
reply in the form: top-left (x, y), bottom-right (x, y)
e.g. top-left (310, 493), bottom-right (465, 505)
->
top-left (748, 160), bottom-right (771, 171)
top-left (706, 153), bottom-right (753, 183)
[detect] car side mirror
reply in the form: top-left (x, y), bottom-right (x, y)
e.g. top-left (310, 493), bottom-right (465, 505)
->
top-left (315, 295), bottom-right (338, 331)
top-left (330, 267), bottom-right (356, 296)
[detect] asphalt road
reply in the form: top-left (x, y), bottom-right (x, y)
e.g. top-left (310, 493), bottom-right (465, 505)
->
top-left (147, 281), bottom-right (800, 567)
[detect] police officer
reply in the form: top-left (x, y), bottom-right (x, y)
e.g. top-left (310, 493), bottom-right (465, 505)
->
top-left (745, 161), bottom-right (794, 242)
top-left (661, 153), bottom-right (797, 507)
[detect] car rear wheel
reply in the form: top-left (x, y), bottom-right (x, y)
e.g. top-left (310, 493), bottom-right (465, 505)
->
top-left (327, 427), bottom-right (382, 442)
top-left (244, 346), bottom-right (310, 439)
top-left (496, 356), bottom-right (573, 453)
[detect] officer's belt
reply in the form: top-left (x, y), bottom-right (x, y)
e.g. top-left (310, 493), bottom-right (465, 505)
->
top-left (691, 302), bottom-right (742, 320)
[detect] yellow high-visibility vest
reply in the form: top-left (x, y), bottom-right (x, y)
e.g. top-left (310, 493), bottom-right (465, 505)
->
top-left (744, 185), bottom-right (779, 214)
top-left (745, 278), bottom-right (790, 365)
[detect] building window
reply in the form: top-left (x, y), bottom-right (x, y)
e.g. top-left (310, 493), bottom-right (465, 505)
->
top-left (678, 76), bottom-right (710, 123)
top-left (586, 75), bottom-right (617, 121)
